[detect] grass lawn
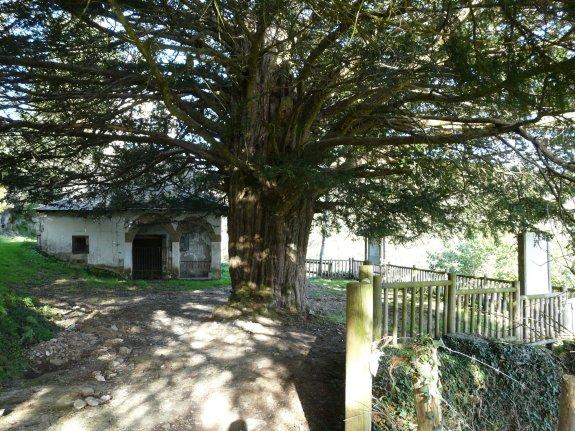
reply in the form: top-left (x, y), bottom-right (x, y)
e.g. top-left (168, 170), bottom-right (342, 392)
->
top-left (307, 277), bottom-right (351, 324)
top-left (307, 277), bottom-right (349, 294)
top-left (0, 235), bottom-right (230, 293)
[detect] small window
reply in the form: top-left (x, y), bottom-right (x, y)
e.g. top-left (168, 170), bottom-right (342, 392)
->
top-left (72, 236), bottom-right (89, 254)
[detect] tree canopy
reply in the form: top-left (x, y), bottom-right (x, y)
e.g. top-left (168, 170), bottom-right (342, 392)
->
top-left (1, 0), bottom-right (574, 307)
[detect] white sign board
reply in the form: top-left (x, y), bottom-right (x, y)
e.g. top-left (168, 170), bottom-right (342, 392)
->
top-left (367, 238), bottom-right (382, 264)
top-left (521, 232), bottom-right (551, 295)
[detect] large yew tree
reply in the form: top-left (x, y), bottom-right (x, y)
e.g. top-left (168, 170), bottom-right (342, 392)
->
top-left (1, 1), bottom-right (575, 310)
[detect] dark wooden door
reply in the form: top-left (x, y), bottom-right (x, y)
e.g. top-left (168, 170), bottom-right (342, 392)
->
top-left (132, 237), bottom-right (163, 279)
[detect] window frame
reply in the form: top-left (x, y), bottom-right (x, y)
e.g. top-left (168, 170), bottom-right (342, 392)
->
top-left (72, 235), bottom-right (89, 254)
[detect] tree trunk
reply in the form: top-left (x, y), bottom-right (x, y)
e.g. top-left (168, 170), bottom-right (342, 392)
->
top-left (558, 374), bottom-right (575, 431)
top-left (227, 175), bottom-right (315, 311)
top-left (318, 227), bottom-right (327, 277)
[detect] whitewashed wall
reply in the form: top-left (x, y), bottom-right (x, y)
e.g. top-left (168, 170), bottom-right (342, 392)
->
top-left (221, 217), bottom-right (229, 262)
top-left (38, 211), bottom-right (222, 277)
top-left (37, 213), bottom-right (125, 267)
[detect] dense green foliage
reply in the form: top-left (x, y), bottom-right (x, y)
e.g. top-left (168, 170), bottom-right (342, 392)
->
top-left (0, 237), bottom-right (59, 380)
top-left (1, 1), bottom-right (574, 302)
top-left (0, 286), bottom-right (55, 380)
top-left (428, 233), bottom-right (575, 288)
top-left (428, 235), bottom-right (516, 279)
top-left (0, 1), bottom-right (574, 236)
top-left (374, 335), bottom-right (565, 431)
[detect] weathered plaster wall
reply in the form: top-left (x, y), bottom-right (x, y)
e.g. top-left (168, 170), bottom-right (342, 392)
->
top-left (37, 213), bottom-right (124, 268)
top-left (205, 215), bottom-right (222, 278)
top-left (38, 211), bottom-right (222, 279)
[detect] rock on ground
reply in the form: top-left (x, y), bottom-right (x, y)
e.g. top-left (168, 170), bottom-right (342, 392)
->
top-left (26, 332), bottom-right (98, 372)
top-left (73, 399), bottom-right (86, 410)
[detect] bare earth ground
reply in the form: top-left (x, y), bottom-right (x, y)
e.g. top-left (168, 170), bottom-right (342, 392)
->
top-left (0, 286), bottom-right (345, 431)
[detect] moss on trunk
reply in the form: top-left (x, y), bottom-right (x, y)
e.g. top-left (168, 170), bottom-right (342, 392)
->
top-left (227, 174), bottom-right (314, 312)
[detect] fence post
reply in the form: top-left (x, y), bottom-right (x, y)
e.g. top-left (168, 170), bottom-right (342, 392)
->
top-left (558, 375), bottom-right (575, 431)
top-left (345, 281), bottom-right (373, 431)
top-left (447, 273), bottom-right (457, 334)
top-left (513, 281), bottom-right (522, 340)
top-left (412, 341), bottom-right (443, 431)
top-left (373, 275), bottom-right (383, 341)
top-left (359, 264), bottom-right (374, 284)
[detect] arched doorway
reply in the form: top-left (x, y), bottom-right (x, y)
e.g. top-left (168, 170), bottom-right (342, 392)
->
top-left (125, 213), bottom-right (178, 279)
top-left (177, 218), bottom-right (215, 278)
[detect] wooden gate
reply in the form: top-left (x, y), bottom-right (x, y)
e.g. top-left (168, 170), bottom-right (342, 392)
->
top-left (132, 236), bottom-right (163, 279)
top-left (180, 227), bottom-right (211, 278)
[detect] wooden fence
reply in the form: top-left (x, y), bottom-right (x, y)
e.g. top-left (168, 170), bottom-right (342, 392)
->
top-left (343, 264), bottom-right (574, 431)
top-left (308, 259), bottom-right (574, 342)
top-left (307, 258), bottom-right (517, 287)
top-left (381, 278), bottom-right (453, 343)
top-left (381, 277), bottom-right (572, 343)
top-left (520, 292), bottom-right (571, 342)
top-left (305, 258), bottom-right (449, 281)
top-left (305, 258), bottom-right (354, 278)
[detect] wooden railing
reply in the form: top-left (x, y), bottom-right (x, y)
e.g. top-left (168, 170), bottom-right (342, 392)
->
top-left (343, 264), bottom-right (574, 431)
top-left (520, 292), bottom-right (571, 342)
top-left (306, 258), bottom-right (571, 293)
top-left (379, 277), bottom-right (571, 343)
top-left (307, 258), bottom-right (516, 286)
top-left (305, 258), bottom-right (448, 281)
top-left (454, 284), bottom-right (519, 339)
top-left (376, 263), bottom-right (447, 282)
top-left (308, 259), bottom-right (574, 342)
top-left (381, 278), bottom-right (452, 343)
top-left (305, 258), bottom-right (354, 278)
top-left (456, 274), bottom-right (515, 291)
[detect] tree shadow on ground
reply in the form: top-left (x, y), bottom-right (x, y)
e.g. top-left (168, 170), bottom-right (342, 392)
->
top-left (0, 285), bottom-right (346, 431)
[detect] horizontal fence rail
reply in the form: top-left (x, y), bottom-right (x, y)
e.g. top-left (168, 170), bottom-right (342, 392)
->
top-left (380, 278), bottom-right (572, 343)
top-left (307, 259), bottom-right (574, 343)
top-left (456, 274), bottom-right (515, 292)
top-left (305, 258), bottom-right (449, 282)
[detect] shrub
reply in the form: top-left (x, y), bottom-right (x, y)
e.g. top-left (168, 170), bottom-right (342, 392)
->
top-left (0, 285), bottom-right (56, 380)
top-left (373, 335), bottom-right (563, 431)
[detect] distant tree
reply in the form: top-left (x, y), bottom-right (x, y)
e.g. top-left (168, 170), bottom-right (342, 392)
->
top-left (1, 1), bottom-right (575, 310)
top-left (428, 236), bottom-right (516, 278)
top-left (549, 235), bottom-right (575, 289)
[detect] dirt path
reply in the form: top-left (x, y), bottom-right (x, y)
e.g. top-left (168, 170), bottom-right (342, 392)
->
top-left (0, 288), bottom-right (345, 431)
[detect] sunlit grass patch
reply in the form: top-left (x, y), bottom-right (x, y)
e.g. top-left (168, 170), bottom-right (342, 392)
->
top-left (308, 277), bottom-right (350, 289)
top-left (0, 236), bottom-right (84, 287)
top-left (75, 264), bottom-right (231, 292)
top-left (307, 277), bottom-right (351, 324)
top-left (316, 310), bottom-right (346, 325)
top-left (0, 235), bottom-right (230, 293)
top-left (308, 277), bottom-right (349, 300)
